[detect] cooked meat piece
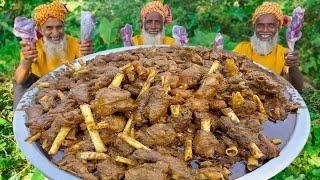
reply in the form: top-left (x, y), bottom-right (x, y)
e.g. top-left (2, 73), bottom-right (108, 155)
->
top-left (131, 60), bottom-right (149, 76)
top-left (155, 146), bottom-right (180, 157)
top-left (70, 83), bottom-right (90, 103)
top-left (209, 99), bottom-right (227, 110)
top-left (227, 75), bottom-right (243, 84)
top-left (48, 98), bottom-right (77, 114)
top-left (57, 154), bottom-right (98, 180)
top-left (251, 112), bottom-right (268, 124)
top-left (264, 97), bottom-right (288, 120)
top-left (244, 71), bottom-right (282, 95)
top-left (99, 115), bottom-right (126, 132)
top-left (168, 105), bottom-right (193, 132)
top-left (258, 133), bottom-right (279, 159)
top-left (178, 64), bottom-right (203, 88)
top-left (38, 95), bottom-right (56, 112)
top-left (91, 56), bottom-right (108, 66)
top-left (93, 88), bottom-right (137, 116)
top-left (232, 100), bottom-right (257, 117)
top-left (99, 129), bottom-right (117, 146)
top-left (114, 136), bottom-right (135, 156)
top-left (218, 116), bottom-right (260, 147)
top-left (133, 91), bottom-right (150, 127)
top-left (196, 73), bottom-right (225, 98)
top-left (40, 122), bottom-right (63, 148)
top-left (221, 135), bottom-right (237, 147)
top-left (123, 84), bottom-right (141, 97)
top-left (144, 86), bottom-right (173, 124)
top-left (146, 123), bottom-right (177, 146)
top-left (97, 158), bottom-right (125, 180)
top-left (55, 75), bottom-right (75, 90)
top-left (132, 149), bottom-right (192, 179)
top-left (136, 127), bottom-right (156, 147)
top-left (240, 112), bottom-right (267, 133)
top-left (123, 78), bottom-right (144, 97)
top-left (125, 161), bottom-right (169, 180)
top-left (185, 97), bottom-right (210, 112)
top-left (25, 114), bottom-right (54, 134)
top-left (171, 88), bottom-right (194, 99)
top-left (26, 105), bottom-right (43, 118)
top-left (198, 167), bottom-right (228, 180)
top-left (65, 128), bottom-right (77, 141)
top-left (94, 66), bottom-right (120, 89)
top-left (193, 130), bottom-right (219, 158)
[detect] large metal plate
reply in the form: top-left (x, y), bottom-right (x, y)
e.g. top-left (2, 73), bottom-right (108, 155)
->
top-left (13, 45), bottom-right (311, 180)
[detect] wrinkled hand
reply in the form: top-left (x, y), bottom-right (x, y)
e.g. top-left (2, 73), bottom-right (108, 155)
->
top-left (79, 40), bottom-right (93, 56)
top-left (20, 40), bottom-right (37, 63)
top-left (285, 50), bottom-right (300, 67)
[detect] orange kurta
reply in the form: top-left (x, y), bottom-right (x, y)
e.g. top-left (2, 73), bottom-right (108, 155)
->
top-left (132, 35), bottom-right (176, 46)
top-left (233, 42), bottom-right (288, 75)
top-left (20, 35), bottom-right (80, 77)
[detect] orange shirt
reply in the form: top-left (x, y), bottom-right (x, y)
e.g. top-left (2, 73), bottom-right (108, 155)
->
top-left (20, 35), bottom-right (80, 77)
top-left (132, 35), bottom-right (176, 46)
top-left (233, 42), bottom-right (288, 75)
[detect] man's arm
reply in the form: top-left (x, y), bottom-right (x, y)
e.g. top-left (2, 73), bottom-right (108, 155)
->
top-left (285, 51), bottom-right (304, 92)
top-left (15, 41), bottom-right (37, 84)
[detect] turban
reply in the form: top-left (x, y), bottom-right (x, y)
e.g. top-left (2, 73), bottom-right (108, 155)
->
top-left (140, 1), bottom-right (172, 24)
top-left (34, 0), bottom-right (68, 26)
top-left (252, 2), bottom-right (284, 27)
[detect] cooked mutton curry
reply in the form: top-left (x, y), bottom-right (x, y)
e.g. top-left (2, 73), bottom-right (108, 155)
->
top-left (24, 47), bottom-right (298, 179)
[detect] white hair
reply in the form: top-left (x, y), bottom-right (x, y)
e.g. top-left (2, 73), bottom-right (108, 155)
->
top-left (250, 32), bottom-right (279, 56)
top-left (141, 26), bottom-right (165, 45)
top-left (43, 36), bottom-right (67, 62)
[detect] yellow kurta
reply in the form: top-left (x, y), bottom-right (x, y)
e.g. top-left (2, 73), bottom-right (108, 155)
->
top-left (20, 35), bottom-right (80, 77)
top-left (132, 35), bottom-right (176, 46)
top-left (233, 42), bottom-right (288, 75)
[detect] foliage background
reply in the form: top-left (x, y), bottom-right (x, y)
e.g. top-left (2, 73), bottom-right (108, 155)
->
top-left (0, 0), bottom-right (319, 179)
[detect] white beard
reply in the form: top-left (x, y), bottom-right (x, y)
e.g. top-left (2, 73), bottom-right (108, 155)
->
top-left (141, 29), bottom-right (165, 45)
top-left (43, 36), bottom-right (67, 62)
top-left (250, 32), bottom-right (278, 55)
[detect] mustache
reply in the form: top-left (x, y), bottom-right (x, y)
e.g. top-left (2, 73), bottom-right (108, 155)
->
top-left (148, 30), bottom-right (160, 34)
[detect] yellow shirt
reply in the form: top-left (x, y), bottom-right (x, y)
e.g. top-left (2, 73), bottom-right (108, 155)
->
top-left (233, 42), bottom-right (288, 75)
top-left (132, 35), bottom-right (176, 46)
top-left (20, 35), bottom-right (80, 77)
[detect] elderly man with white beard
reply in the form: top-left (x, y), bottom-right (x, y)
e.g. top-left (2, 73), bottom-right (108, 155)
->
top-left (131, 1), bottom-right (176, 46)
top-left (233, 2), bottom-right (303, 91)
top-left (14, 1), bottom-right (93, 107)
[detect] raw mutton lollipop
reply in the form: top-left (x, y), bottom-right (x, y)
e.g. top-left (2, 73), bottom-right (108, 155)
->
top-left (215, 32), bottom-right (224, 49)
top-left (120, 24), bottom-right (134, 47)
top-left (13, 16), bottom-right (37, 44)
top-left (286, 7), bottom-right (305, 52)
top-left (172, 25), bottom-right (188, 46)
top-left (80, 11), bottom-right (96, 42)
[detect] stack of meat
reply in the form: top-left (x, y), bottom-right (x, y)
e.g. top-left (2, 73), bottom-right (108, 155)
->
top-left (25, 46), bottom-right (298, 180)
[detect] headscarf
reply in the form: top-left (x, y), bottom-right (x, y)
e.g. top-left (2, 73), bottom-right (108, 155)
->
top-left (34, 0), bottom-right (68, 26)
top-left (140, 0), bottom-right (172, 24)
top-left (252, 2), bottom-right (284, 27)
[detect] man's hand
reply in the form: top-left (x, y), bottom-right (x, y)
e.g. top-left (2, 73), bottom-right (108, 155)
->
top-left (20, 40), bottom-right (37, 63)
top-left (285, 50), bottom-right (300, 67)
top-left (284, 50), bottom-right (303, 92)
top-left (79, 40), bottom-right (93, 56)
top-left (16, 40), bottom-right (37, 84)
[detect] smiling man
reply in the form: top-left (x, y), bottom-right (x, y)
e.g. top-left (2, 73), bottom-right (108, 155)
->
top-left (14, 1), bottom-right (93, 107)
top-left (132, 1), bottom-right (175, 46)
top-left (233, 2), bottom-right (303, 91)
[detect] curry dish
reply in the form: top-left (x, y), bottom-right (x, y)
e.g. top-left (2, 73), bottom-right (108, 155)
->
top-left (24, 47), bottom-right (298, 180)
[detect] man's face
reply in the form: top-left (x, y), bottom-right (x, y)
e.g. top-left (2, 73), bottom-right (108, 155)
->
top-left (143, 12), bottom-right (164, 35)
top-left (254, 14), bottom-right (280, 41)
top-left (40, 17), bottom-right (65, 43)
